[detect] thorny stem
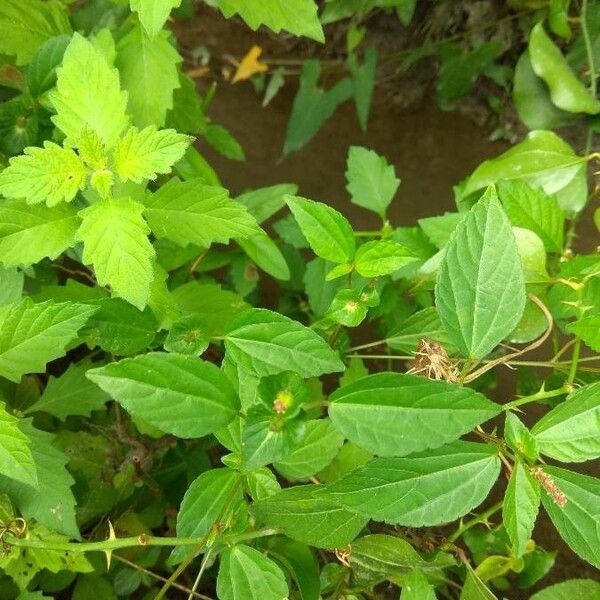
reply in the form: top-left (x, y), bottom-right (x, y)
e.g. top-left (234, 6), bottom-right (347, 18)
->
top-left (446, 500), bottom-right (504, 544)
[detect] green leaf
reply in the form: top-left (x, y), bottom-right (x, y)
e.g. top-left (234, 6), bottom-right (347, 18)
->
top-left (529, 23), bottom-right (600, 114)
top-left (401, 570), bottom-right (437, 600)
top-left (246, 467), bottom-right (281, 501)
top-left (115, 24), bottom-right (181, 128)
top-left (354, 240), bottom-right (416, 277)
top-left (513, 51), bottom-right (576, 131)
top-left (274, 419), bottom-right (344, 480)
top-left (386, 307), bottom-right (451, 353)
top-left (285, 195), bottom-right (355, 264)
top-left (503, 460), bottom-right (540, 557)
top-left (77, 197), bottom-right (155, 310)
top-left (504, 413), bottom-right (538, 462)
top-left (203, 124), bottom-right (245, 161)
top-left (530, 579), bottom-right (600, 600)
top-left (531, 382), bottom-right (600, 462)
top-left (513, 227), bottom-right (549, 284)
top-left (321, 441), bottom-right (500, 526)
top-left (214, 0), bottom-right (323, 42)
top-left (0, 142), bottom-right (88, 207)
top-left (463, 131), bottom-right (585, 202)
top-left (0, 267), bottom-right (23, 307)
top-left (498, 180), bottom-right (564, 253)
top-left (567, 314), bottom-right (600, 353)
top-left (418, 212), bottom-right (464, 249)
top-left (541, 466), bottom-right (600, 569)
top-left (0, 299), bottom-right (96, 383)
top-left (130, 0), bottom-right (182, 37)
top-left (460, 566), bottom-right (497, 600)
top-left (0, 0), bottom-right (71, 66)
top-left (0, 421), bottom-right (78, 537)
top-left (87, 352), bottom-right (239, 438)
top-left (0, 199), bottom-right (80, 268)
top-left (145, 178), bottom-right (259, 248)
top-left (217, 544), bottom-right (289, 600)
top-left (164, 314), bottom-right (210, 355)
top-left (0, 402), bottom-right (36, 487)
top-left (326, 288), bottom-right (369, 327)
top-left (251, 485), bottom-right (368, 548)
top-left (435, 188), bottom-right (526, 359)
top-left (26, 35), bottom-right (70, 97)
top-left (26, 361), bottom-right (110, 421)
top-left (329, 373), bottom-right (500, 457)
top-left (237, 229), bottom-right (291, 281)
top-left (113, 126), bottom-right (191, 183)
top-left (172, 468), bottom-right (243, 563)
top-left (284, 60), bottom-right (352, 154)
top-left (345, 146), bottom-right (400, 218)
top-left (49, 33), bottom-right (128, 148)
top-left (347, 47), bottom-right (378, 131)
top-left (237, 183), bottom-right (298, 224)
top-left (224, 308), bottom-right (344, 378)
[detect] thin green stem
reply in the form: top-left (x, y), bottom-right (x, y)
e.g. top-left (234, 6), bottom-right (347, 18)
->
top-left (504, 386), bottom-right (568, 411)
top-left (447, 500), bottom-right (503, 544)
top-left (582, 0), bottom-right (597, 97)
top-left (347, 339), bottom-right (388, 352)
top-left (567, 338), bottom-right (582, 385)
top-left (188, 547), bottom-right (215, 600)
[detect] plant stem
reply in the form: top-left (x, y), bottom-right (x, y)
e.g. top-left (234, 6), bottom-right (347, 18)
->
top-left (504, 386), bottom-right (567, 410)
top-left (581, 0), bottom-right (597, 98)
top-left (188, 547), bottom-right (214, 600)
top-left (447, 500), bottom-right (503, 544)
top-left (567, 338), bottom-right (582, 385)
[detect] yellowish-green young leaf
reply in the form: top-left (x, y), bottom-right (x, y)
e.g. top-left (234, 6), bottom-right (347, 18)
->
top-left (285, 195), bottom-right (356, 264)
top-left (115, 24), bottom-right (181, 127)
top-left (0, 199), bottom-right (80, 267)
top-left (113, 126), bottom-right (192, 183)
top-left (0, 0), bottom-right (71, 66)
top-left (130, 0), bottom-right (182, 37)
top-left (215, 0), bottom-right (324, 42)
top-left (0, 402), bottom-right (37, 488)
top-left (503, 460), bottom-right (540, 557)
top-left (0, 142), bottom-right (87, 206)
top-left (0, 298), bottom-right (97, 383)
top-left (354, 240), bottom-right (417, 277)
top-left (217, 544), bottom-right (290, 600)
top-left (49, 33), bottom-right (129, 148)
top-left (145, 178), bottom-right (260, 247)
top-left (76, 197), bottom-right (155, 309)
top-left (460, 566), bottom-right (497, 599)
top-left (77, 129), bottom-right (106, 170)
top-left (435, 187), bottom-right (526, 359)
top-left (529, 23), bottom-right (600, 115)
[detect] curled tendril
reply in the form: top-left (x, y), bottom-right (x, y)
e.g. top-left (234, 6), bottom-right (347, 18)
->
top-left (0, 517), bottom-right (27, 556)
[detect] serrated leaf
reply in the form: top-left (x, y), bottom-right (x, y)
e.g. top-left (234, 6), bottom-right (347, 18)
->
top-left (0, 142), bottom-right (87, 207)
top-left (49, 33), bottom-right (128, 148)
top-left (0, 299), bottom-right (97, 382)
top-left (26, 34), bottom-right (70, 97)
top-left (25, 361), bottom-right (110, 420)
top-left (354, 240), bottom-right (416, 277)
top-left (251, 485), bottom-right (368, 548)
top-left (87, 352), bottom-right (239, 438)
top-left (77, 197), bottom-right (155, 310)
top-left (164, 314), bottom-right (210, 355)
top-left (171, 468), bottom-right (243, 564)
top-left (237, 229), bottom-right (291, 281)
top-left (530, 579), bottom-right (600, 600)
top-left (224, 308), bottom-right (344, 378)
top-left (503, 461), bottom-right (540, 557)
top-left (284, 60), bottom-right (352, 154)
top-left (401, 569), bottom-right (437, 599)
top-left (237, 183), bottom-right (298, 224)
top-left (321, 441), bottom-right (500, 526)
top-left (329, 373), bottom-right (500, 457)
top-left (326, 288), bottom-right (369, 327)
top-left (348, 47), bottom-right (377, 132)
top-left (531, 382), bottom-right (600, 462)
top-left (435, 187), bottom-right (526, 359)
top-left (0, 199), bottom-right (80, 268)
top-left (541, 466), bottom-right (600, 569)
top-left (498, 180), bottom-right (564, 253)
top-left (145, 178), bottom-right (259, 247)
top-left (0, 421), bottom-right (78, 537)
top-left (504, 413), bottom-right (538, 462)
top-left (215, 0), bottom-right (323, 42)
top-left (285, 195), bottom-right (355, 264)
top-left (113, 126), bottom-right (191, 183)
top-left (0, 0), bottom-right (71, 66)
top-left (203, 124), bottom-right (245, 161)
top-left (217, 544), bottom-right (289, 600)
top-left (130, 0), bottom-right (182, 37)
top-left (419, 212), bottom-right (464, 249)
top-left (115, 24), bottom-right (181, 127)
top-left (274, 419), bottom-right (344, 480)
top-left (0, 403), bottom-right (36, 487)
top-left (567, 314), bottom-right (600, 354)
top-left (385, 307), bottom-right (452, 353)
top-left (345, 146), bottom-right (400, 218)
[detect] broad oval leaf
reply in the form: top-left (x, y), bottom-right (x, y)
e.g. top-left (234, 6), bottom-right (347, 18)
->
top-left (285, 195), bottom-right (355, 264)
top-left (251, 484), bottom-right (368, 548)
top-left (530, 579), bottom-right (600, 600)
top-left (541, 466), bottom-right (600, 569)
top-left (531, 383), bottom-right (600, 462)
top-left (321, 441), bottom-right (501, 526)
top-left (86, 352), bottom-right (239, 438)
top-left (385, 307), bottom-right (452, 353)
top-left (401, 569), bottom-right (438, 599)
top-left (435, 188), bottom-right (526, 359)
top-left (0, 402), bottom-right (37, 488)
top-left (217, 544), bottom-right (289, 600)
top-left (328, 372), bottom-right (500, 457)
top-left (224, 308), bottom-right (344, 378)
top-left (354, 240), bottom-right (416, 277)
